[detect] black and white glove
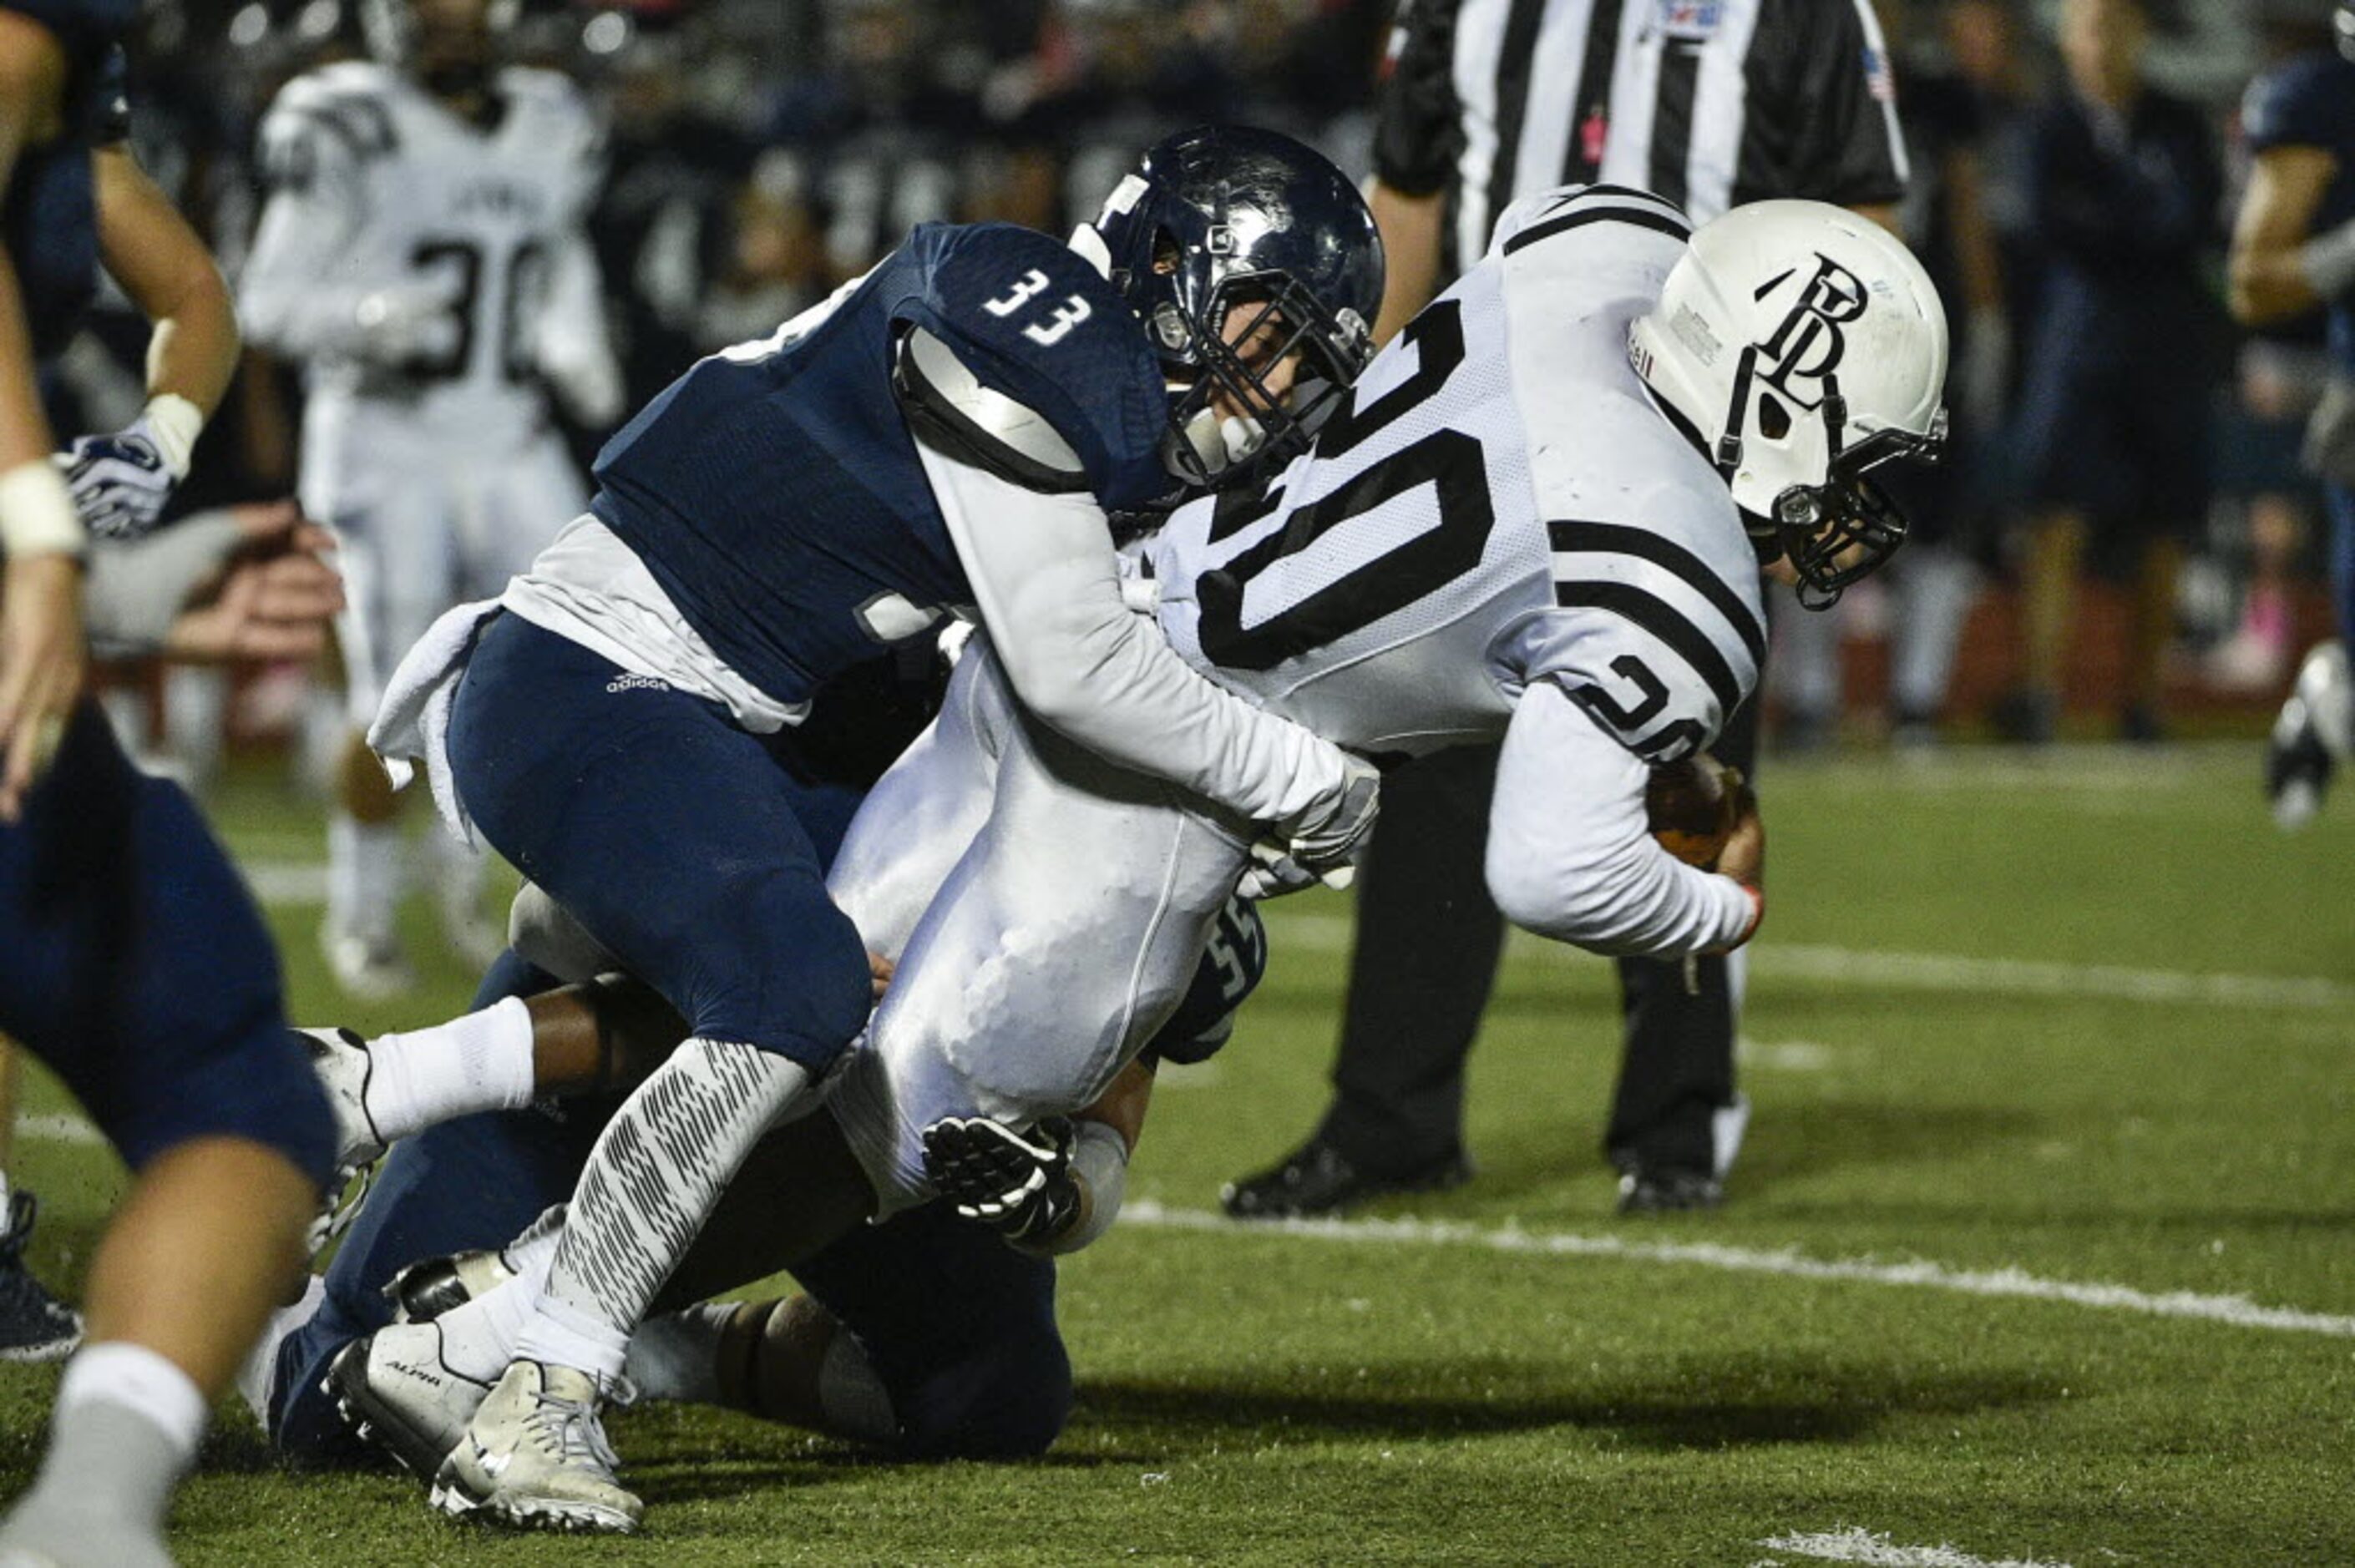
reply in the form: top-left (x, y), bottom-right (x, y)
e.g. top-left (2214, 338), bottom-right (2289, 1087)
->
top-left (921, 1115), bottom-right (1081, 1247)
top-left (59, 416), bottom-right (180, 541)
top-left (1242, 754), bottom-right (1380, 899)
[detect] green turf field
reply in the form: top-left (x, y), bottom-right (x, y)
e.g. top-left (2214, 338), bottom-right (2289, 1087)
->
top-left (2, 741), bottom-right (2349, 1565)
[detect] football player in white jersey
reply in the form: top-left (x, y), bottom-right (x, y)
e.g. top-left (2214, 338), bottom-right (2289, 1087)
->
top-left (240, 0), bottom-right (620, 995)
top-left (317, 189), bottom-right (1947, 1531)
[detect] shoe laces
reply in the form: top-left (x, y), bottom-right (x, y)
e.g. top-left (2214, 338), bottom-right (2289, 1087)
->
top-left (522, 1378), bottom-right (625, 1476)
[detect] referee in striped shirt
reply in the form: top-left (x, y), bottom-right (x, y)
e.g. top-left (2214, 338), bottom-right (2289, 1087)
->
top-left (1224, 0), bottom-right (1911, 1220)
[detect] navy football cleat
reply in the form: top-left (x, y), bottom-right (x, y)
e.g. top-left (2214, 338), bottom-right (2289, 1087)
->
top-left (0, 1194), bottom-right (81, 1363)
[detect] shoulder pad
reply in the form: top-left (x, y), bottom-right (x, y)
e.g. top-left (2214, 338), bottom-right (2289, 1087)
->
top-left (497, 66), bottom-right (598, 137)
top-left (261, 66), bottom-right (400, 180)
top-left (894, 324), bottom-right (1090, 494)
top-left (889, 224), bottom-right (1171, 509)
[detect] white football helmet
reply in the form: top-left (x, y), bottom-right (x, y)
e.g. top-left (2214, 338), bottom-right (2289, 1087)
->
top-left (1630, 199), bottom-right (1949, 604)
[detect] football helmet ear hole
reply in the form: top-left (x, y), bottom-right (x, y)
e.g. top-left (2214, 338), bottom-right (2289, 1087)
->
top-left (1757, 396), bottom-right (1791, 441)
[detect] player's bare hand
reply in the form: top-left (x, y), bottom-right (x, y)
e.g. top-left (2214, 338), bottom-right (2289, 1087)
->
top-left (163, 501), bottom-right (343, 663)
top-left (1714, 781), bottom-right (1764, 891)
top-left (0, 552), bottom-right (88, 822)
top-left (869, 950), bottom-right (895, 999)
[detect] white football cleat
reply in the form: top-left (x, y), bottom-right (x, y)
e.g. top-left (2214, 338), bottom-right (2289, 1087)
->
top-left (432, 1361), bottom-right (641, 1534)
top-left (2267, 641), bottom-right (2352, 830)
top-left (296, 1026), bottom-right (387, 1173)
top-left (327, 1321), bottom-right (493, 1479)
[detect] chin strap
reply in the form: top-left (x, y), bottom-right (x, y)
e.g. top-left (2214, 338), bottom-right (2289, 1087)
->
top-left (1714, 346), bottom-right (1758, 476)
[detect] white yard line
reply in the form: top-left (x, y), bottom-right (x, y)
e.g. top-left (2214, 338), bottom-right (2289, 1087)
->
top-left (1259, 912), bottom-right (2355, 1011)
top-left (1120, 1201), bottom-right (2355, 1338)
top-left (13, 1113), bottom-right (104, 1146)
top-left (238, 860), bottom-right (2348, 1012)
top-left (1755, 1528), bottom-right (2074, 1567)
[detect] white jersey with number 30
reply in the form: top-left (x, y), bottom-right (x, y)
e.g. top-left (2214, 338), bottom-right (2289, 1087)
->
top-left (1147, 185), bottom-right (1766, 766)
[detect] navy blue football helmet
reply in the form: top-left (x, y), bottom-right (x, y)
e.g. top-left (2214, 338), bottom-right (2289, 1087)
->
top-left (1084, 125), bottom-right (1385, 492)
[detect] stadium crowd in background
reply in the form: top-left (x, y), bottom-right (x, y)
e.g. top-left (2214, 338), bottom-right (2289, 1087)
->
top-left (39, 0), bottom-right (2344, 781)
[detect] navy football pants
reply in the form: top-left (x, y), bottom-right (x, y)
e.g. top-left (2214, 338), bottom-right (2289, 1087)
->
top-left (448, 611), bottom-right (874, 1074)
top-left (0, 700), bottom-right (332, 1183)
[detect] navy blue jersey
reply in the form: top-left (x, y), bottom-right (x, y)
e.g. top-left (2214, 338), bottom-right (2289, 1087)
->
top-left (2244, 50), bottom-right (2355, 377)
top-left (590, 221), bottom-right (1170, 707)
top-left (3, 0), bottom-right (132, 362)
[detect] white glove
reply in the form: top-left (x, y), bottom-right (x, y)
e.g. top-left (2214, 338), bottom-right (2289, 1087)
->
top-left (354, 282), bottom-right (463, 367)
top-left (58, 412), bottom-right (182, 541)
top-left (1241, 754), bottom-right (1380, 899)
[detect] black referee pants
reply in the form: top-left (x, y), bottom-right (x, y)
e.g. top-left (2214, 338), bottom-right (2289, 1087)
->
top-left (1310, 695), bottom-right (1760, 1181)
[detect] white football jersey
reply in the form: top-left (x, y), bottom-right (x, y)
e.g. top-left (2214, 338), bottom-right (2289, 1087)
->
top-left (243, 61), bottom-right (607, 448)
top-left (1147, 184), bottom-right (1765, 765)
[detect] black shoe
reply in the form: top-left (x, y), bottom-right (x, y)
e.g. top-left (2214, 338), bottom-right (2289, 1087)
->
top-left (1221, 1140), bottom-right (1471, 1221)
top-left (2118, 703), bottom-right (2166, 746)
top-left (1990, 687), bottom-right (2057, 746)
top-left (1614, 1166), bottom-right (1724, 1215)
top-left (0, 1193), bottom-right (82, 1363)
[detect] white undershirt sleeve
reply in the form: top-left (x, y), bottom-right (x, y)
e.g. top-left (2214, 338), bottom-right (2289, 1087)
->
top-left (1485, 680), bottom-right (1757, 957)
top-left (919, 441), bottom-right (1348, 826)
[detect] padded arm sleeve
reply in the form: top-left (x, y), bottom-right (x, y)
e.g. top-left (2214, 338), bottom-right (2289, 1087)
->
top-left (1485, 680), bottom-right (1755, 957)
top-left (918, 438), bottom-right (1350, 826)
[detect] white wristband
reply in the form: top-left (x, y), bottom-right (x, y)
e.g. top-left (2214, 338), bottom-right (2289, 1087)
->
top-left (0, 458), bottom-right (89, 559)
top-left (142, 392), bottom-right (205, 478)
top-left (1045, 1119), bottom-right (1131, 1257)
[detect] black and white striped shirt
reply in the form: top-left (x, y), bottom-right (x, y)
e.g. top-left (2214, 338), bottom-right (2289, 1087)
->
top-left (1375, 0), bottom-right (1908, 276)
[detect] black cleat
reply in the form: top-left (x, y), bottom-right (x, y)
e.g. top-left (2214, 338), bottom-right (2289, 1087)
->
top-left (0, 1194), bottom-right (81, 1363)
top-left (1614, 1166), bottom-right (1724, 1215)
top-left (1221, 1140), bottom-right (1471, 1221)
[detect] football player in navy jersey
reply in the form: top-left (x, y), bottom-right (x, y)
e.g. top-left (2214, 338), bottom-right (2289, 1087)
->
top-left (362, 124), bottom-right (1382, 1530)
top-left (2233, 5), bottom-right (2355, 827)
top-left (0, 0), bottom-right (340, 1563)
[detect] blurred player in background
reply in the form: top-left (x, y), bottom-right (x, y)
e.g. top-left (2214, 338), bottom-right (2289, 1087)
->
top-left (240, 0), bottom-right (620, 996)
top-left (2234, 3), bottom-right (2355, 826)
top-left (1996, 0), bottom-right (2221, 746)
top-left (0, 0), bottom-right (341, 1560)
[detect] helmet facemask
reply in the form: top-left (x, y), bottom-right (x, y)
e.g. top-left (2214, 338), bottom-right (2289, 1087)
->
top-left (1085, 126), bottom-right (1386, 501)
top-left (1152, 260), bottom-right (1373, 491)
top-left (1716, 352), bottom-right (1947, 607)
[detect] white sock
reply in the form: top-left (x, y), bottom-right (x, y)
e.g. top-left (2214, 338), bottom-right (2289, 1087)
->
top-left (621, 1302), bottom-right (736, 1404)
top-left (58, 1343), bottom-right (207, 1462)
top-left (327, 816), bottom-right (405, 945)
top-left (514, 1293), bottom-right (631, 1388)
top-left (362, 996), bottom-right (536, 1142)
top-left (437, 1238), bottom-right (555, 1386)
